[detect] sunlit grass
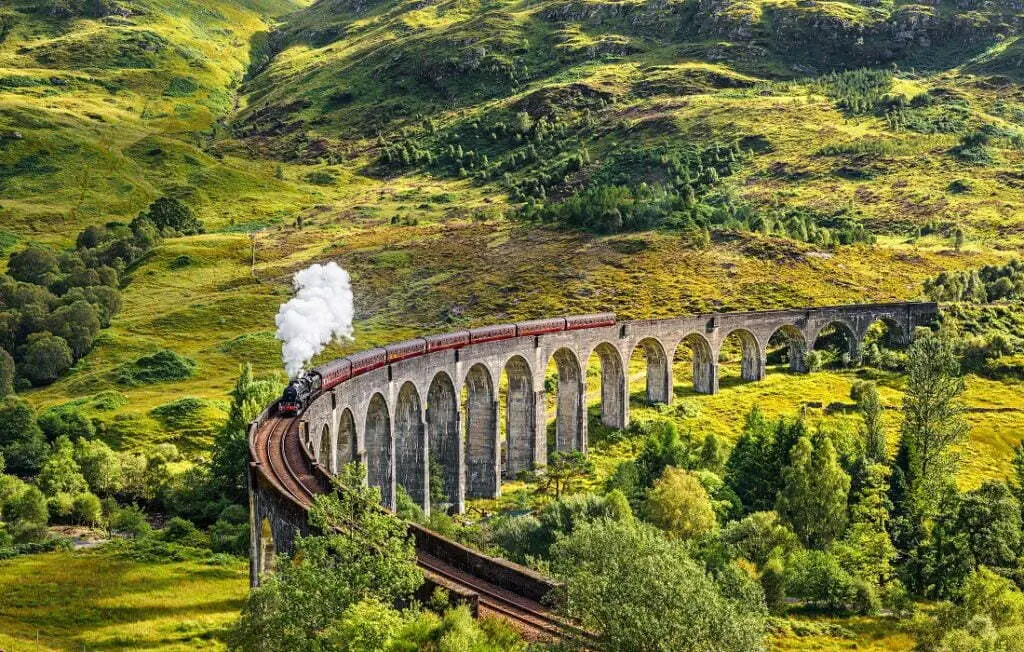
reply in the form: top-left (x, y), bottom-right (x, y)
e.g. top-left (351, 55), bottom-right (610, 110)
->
top-left (0, 550), bottom-right (247, 651)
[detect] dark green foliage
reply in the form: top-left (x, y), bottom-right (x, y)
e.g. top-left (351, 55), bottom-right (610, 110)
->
top-left (549, 518), bottom-right (767, 651)
top-left (0, 348), bottom-right (13, 400)
top-left (17, 332), bottom-right (73, 385)
top-left (924, 259), bottom-right (1024, 303)
top-left (0, 396), bottom-right (47, 474)
top-left (141, 197), bottom-right (204, 235)
top-left (776, 431), bottom-right (850, 550)
top-left (720, 511), bottom-right (799, 568)
top-left (38, 407), bottom-right (96, 443)
top-left (783, 549), bottom-right (858, 612)
top-left (116, 349), bottom-right (196, 385)
top-left (0, 220), bottom-right (140, 387)
top-left (7, 246), bottom-right (60, 286)
top-left (229, 464), bottom-right (424, 650)
top-left (109, 503), bottom-right (151, 539)
top-left (900, 331), bottom-right (968, 504)
top-left (950, 127), bottom-right (995, 164)
top-left (635, 420), bottom-right (693, 488)
top-left (46, 300), bottom-right (100, 358)
top-left (209, 364), bottom-right (283, 504)
top-left (209, 504), bottom-right (249, 556)
top-left (955, 480), bottom-right (1022, 571)
top-left (725, 408), bottom-right (807, 514)
top-left (809, 69), bottom-right (895, 116)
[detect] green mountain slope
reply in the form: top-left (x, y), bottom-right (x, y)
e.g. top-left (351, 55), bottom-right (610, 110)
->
top-left (232, 0), bottom-right (1024, 244)
top-left (0, 0), bottom-right (305, 243)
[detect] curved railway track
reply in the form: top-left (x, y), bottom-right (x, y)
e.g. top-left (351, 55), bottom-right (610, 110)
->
top-left (251, 412), bottom-right (580, 641)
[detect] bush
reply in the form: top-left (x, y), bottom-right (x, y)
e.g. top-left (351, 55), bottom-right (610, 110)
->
top-left (489, 515), bottom-right (544, 563)
top-left (783, 550), bottom-right (858, 611)
top-left (116, 349), bottom-right (196, 385)
top-left (71, 492), bottom-right (102, 526)
top-left (164, 516), bottom-right (197, 539)
top-left (47, 492), bottom-right (75, 523)
top-left (110, 504), bottom-right (151, 538)
top-left (550, 518), bottom-right (767, 651)
top-left (18, 332), bottom-right (73, 385)
top-left (760, 558), bottom-right (786, 613)
top-left (0, 395), bottom-right (47, 474)
top-left (4, 485), bottom-right (48, 544)
top-left (38, 408), bottom-right (96, 443)
top-left (74, 438), bottom-right (122, 496)
top-left (142, 197), bottom-right (204, 235)
top-left (37, 437), bottom-right (88, 497)
top-left (804, 350), bottom-right (824, 372)
top-left (210, 515), bottom-right (249, 556)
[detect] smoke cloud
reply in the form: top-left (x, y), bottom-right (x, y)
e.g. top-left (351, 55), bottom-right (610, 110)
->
top-left (275, 262), bottom-right (354, 378)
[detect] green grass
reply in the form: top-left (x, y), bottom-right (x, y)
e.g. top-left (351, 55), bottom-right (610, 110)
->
top-left (0, 549), bottom-right (247, 651)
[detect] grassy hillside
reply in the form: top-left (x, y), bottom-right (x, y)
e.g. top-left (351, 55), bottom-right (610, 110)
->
top-left (0, 0), bottom-right (308, 243)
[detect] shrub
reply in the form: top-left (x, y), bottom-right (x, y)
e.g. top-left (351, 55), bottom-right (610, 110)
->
top-left (783, 550), bottom-right (857, 611)
top-left (804, 350), bottom-right (824, 372)
top-left (550, 518), bottom-right (767, 651)
top-left (71, 492), bottom-right (102, 526)
top-left (4, 485), bottom-right (48, 544)
top-left (721, 511), bottom-right (800, 568)
top-left (760, 557), bottom-right (786, 612)
top-left (489, 515), bottom-right (545, 563)
top-left (37, 437), bottom-right (88, 497)
top-left (7, 246), bottom-right (60, 286)
top-left (38, 408), bottom-right (96, 442)
top-left (46, 300), bottom-right (100, 358)
top-left (210, 516), bottom-right (249, 556)
top-left (161, 516), bottom-right (208, 548)
top-left (116, 349), bottom-right (196, 385)
top-left (644, 467), bottom-right (718, 540)
top-left (74, 438), bottom-right (122, 496)
top-left (18, 332), bottom-right (73, 385)
top-left (0, 395), bottom-right (47, 474)
top-left (142, 197), bottom-right (204, 235)
top-left (47, 492), bottom-right (75, 523)
top-left (110, 504), bottom-right (151, 538)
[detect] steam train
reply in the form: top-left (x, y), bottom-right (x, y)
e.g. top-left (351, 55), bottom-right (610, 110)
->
top-left (278, 312), bottom-right (616, 416)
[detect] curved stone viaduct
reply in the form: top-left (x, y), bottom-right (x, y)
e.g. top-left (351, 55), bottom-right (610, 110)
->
top-left (290, 302), bottom-right (936, 518)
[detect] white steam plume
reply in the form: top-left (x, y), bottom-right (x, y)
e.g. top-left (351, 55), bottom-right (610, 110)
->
top-left (275, 262), bottom-right (354, 379)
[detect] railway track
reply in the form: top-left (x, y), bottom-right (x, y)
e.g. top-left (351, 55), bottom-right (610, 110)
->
top-left (251, 413), bottom-right (582, 641)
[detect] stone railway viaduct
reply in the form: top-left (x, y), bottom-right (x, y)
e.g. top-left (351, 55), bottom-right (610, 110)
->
top-left (280, 302), bottom-right (936, 522)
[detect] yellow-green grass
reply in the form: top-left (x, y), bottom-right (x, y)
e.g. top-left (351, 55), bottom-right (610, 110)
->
top-left (770, 614), bottom-right (915, 651)
top-left (0, 550), bottom-right (247, 651)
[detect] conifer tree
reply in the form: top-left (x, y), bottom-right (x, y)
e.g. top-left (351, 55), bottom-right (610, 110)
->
top-left (776, 431), bottom-right (850, 549)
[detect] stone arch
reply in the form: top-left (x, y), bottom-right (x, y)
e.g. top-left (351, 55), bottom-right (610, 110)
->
top-left (503, 355), bottom-right (536, 480)
top-left (365, 393), bottom-right (393, 509)
top-left (259, 517), bottom-right (276, 575)
top-left (813, 320), bottom-right (860, 366)
top-left (718, 328), bottom-right (764, 385)
top-left (864, 317), bottom-right (909, 349)
top-left (675, 332), bottom-right (716, 395)
top-left (337, 408), bottom-right (356, 470)
top-left (318, 423), bottom-right (331, 470)
top-left (463, 364), bottom-right (498, 499)
top-left (394, 382), bottom-right (427, 511)
top-left (549, 347), bottom-right (586, 453)
top-left (629, 337), bottom-right (671, 404)
top-left (427, 371), bottom-right (460, 513)
top-left (766, 324), bottom-right (808, 373)
top-left (592, 342), bottom-right (626, 429)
